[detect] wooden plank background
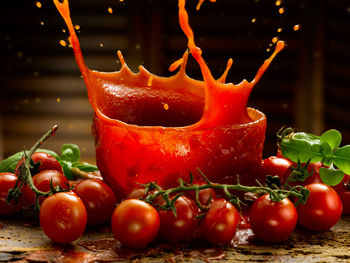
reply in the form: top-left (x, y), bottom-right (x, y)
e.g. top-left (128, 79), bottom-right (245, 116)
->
top-left (1, 0), bottom-right (350, 163)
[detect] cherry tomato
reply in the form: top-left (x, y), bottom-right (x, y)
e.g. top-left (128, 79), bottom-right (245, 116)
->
top-left (22, 170), bottom-right (69, 205)
top-left (249, 194), bottom-right (297, 242)
top-left (0, 172), bottom-right (25, 215)
top-left (16, 152), bottom-right (63, 175)
top-left (39, 191), bottom-right (87, 244)
top-left (186, 181), bottom-right (216, 207)
top-left (199, 198), bottom-right (239, 245)
top-left (126, 187), bottom-right (165, 205)
top-left (333, 174), bottom-right (350, 214)
top-left (74, 179), bottom-right (116, 225)
top-left (111, 199), bottom-right (160, 249)
top-left (158, 196), bottom-right (199, 243)
top-left (259, 156), bottom-right (292, 184)
top-left (297, 183), bottom-right (342, 232)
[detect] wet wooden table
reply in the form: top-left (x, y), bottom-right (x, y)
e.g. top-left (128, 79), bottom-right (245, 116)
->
top-left (1, 211), bottom-right (350, 262)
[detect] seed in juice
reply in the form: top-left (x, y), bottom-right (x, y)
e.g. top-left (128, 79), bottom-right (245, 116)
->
top-left (293, 24), bottom-right (300, 31)
top-left (36, 1), bottom-right (42, 8)
top-left (59, 40), bottom-right (67, 47)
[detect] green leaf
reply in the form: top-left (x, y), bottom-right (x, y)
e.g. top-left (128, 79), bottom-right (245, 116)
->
top-left (293, 132), bottom-right (321, 142)
top-left (320, 129), bottom-right (342, 149)
top-left (0, 149), bottom-right (60, 173)
top-left (332, 145), bottom-right (350, 174)
top-left (280, 138), bottom-right (323, 163)
top-left (62, 161), bottom-right (74, 180)
top-left (320, 141), bottom-right (333, 158)
top-left (61, 144), bottom-right (80, 163)
top-left (73, 163), bottom-right (98, 172)
top-left (319, 166), bottom-right (345, 186)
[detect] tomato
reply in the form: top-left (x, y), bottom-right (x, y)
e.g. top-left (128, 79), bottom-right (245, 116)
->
top-left (0, 172), bottom-right (25, 215)
top-left (259, 156), bottom-right (292, 184)
top-left (158, 196), bottom-right (199, 243)
top-left (249, 194), bottom-right (297, 242)
top-left (22, 170), bottom-right (69, 206)
top-left (111, 199), bottom-right (160, 249)
top-left (186, 181), bottom-right (216, 207)
top-left (126, 187), bottom-right (165, 205)
top-left (333, 174), bottom-right (350, 214)
top-left (297, 183), bottom-right (342, 232)
top-left (39, 191), bottom-right (87, 244)
top-left (199, 198), bottom-right (239, 245)
top-left (74, 179), bottom-right (116, 225)
top-left (15, 152), bottom-right (63, 175)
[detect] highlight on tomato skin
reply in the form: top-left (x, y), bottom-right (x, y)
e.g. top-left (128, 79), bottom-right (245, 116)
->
top-left (249, 194), bottom-right (297, 243)
top-left (39, 191), bottom-right (87, 244)
top-left (111, 199), bottom-right (160, 249)
top-left (333, 174), bottom-right (350, 215)
top-left (199, 198), bottom-right (239, 246)
top-left (297, 183), bottom-right (342, 232)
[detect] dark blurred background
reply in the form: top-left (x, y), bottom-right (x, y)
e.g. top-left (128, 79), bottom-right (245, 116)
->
top-left (1, 0), bottom-right (350, 162)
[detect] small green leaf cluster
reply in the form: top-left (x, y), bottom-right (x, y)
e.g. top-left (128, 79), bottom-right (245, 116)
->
top-left (279, 127), bottom-right (349, 186)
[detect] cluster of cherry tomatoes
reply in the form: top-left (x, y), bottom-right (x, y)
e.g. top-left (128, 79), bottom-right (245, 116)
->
top-left (0, 152), bottom-right (348, 248)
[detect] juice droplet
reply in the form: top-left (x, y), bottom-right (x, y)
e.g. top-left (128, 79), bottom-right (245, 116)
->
top-left (293, 24), bottom-right (300, 31)
top-left (266, 48), bottom-right (271, 52)
top-left (108, 7), bottom-right (113, 14)
top-left (163, 103), bottom-right (169, 111)
top-left (40, 21), bottom-right (45, 26)
top-left (57, 98), bottom-right (61, 103)
top-left (74, 24), bottom-right (80, 30)
top-left (62, 29), bottom-right (66, 33)
top-left (277, 27), bottom-right (283, 32)
top-left (169, 57), bottom-right (184, 72)
top-left (251, 18), bottom-right (256, 23)
top-left (60, 40), bottom-right (67, 47)
top-left (272, 37), bottom-right (278, 43)
top-left (147, 76), bottom-right (153, 87)
top-left (119, 0), bottom-right (124, 2)
top-left (17, 51), bottom-right (23, 58)
top-left (278, 7), bottom-right (285, 14)
top-left (275, 0), bottom-right (282, 6)
top-left (36, 1), bottom-right (42, 8)
top-left (100, 43), bottom-right (104, 47)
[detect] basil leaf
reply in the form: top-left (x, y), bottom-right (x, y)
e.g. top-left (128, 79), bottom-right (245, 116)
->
top-left (280, 138), bottom-right (323, 163)
top-left (0, 149), bottom-right (60, 173)
top-left (319, 166), bottom-right (345, 186)
top-left (320, 141), bottom-right (333, 158)
top-left (73, 163), bottom-right (98, 172)
top-left (61, 144), bottom-right (80, 163)
top-left (61, 161), bottom-right (74, 180)
top-left (332, 145), bottom-right (350, 174)
top-left (294, 132), bottom-right (321, 142)
top-left (320, 129), bottom-right (342, 150)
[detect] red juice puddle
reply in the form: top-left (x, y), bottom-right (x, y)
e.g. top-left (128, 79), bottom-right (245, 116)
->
top-left (53, 0), bottom-right (284, 200)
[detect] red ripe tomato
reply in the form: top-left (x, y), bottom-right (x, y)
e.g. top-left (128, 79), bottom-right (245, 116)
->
top-left (16, 152), bottom-right (63, 175)
top-left (74, 179), bottom-right (116, 226)
top-left (186, 181), bottom-right (216, 207)
top-left (0, 172), bottom-right (25, 215)
top-left (259, 156), bottom-right (292, 184)
top-left (158, 196), bottom-right (199, 243)
top-left (249, 194), bottom-right (297, 242)
top-left (199, 198), bottom-right (239, 245)
top-left (23, 170), bottom-right (69, 206)
top-left (39, 191), bottom-right (87, 244)
top-left (297, 183), bottom-right (342, 231)
top-left (333, 174), bottom-right (350, 215)
top-left (111, 199), bottom-right (160, 249)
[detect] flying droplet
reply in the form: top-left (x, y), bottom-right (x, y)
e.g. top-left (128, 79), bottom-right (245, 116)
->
top-left (36, 1), bottom-right (42, 8)
top-left (62, 29), bottom-right (66, 33)
top-left (17, 51), bottom-right (23, 58)
top-left (40, 21), bottom-right (45, 26)
top-left (278, 7), bottom-right (285, 14)
top-left (293, 24), bottom-right (300, 31)
top-left (74, 24), bottom-right (80, 30)
top-left (275, 0), bottom-right (282, 6)
top-left (272, 37), bottom-right (279, 43)
top-left (60, 40), bottom-right (67, 47)
top-left (251, 18), bottom-right (256, 23)
top-left (108, 7), bottom-right (113, 14)
top-left (277, 27), bottom-right (283, 33)
top-left (100, 43), bottom-right (104, 47)
top-left (163, 103), bottom-right (169, 111)
top-left (57, 98), bottom-right (61, 103)
top-left (266, 48), bottom-right (271, 52)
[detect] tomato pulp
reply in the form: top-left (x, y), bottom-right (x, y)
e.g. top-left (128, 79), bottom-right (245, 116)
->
top-left (54, 0), bottom-right (284, 200)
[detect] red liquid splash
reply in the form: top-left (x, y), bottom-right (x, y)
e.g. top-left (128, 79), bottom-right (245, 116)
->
top-left (54, 0), bottom-right (284, 200)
